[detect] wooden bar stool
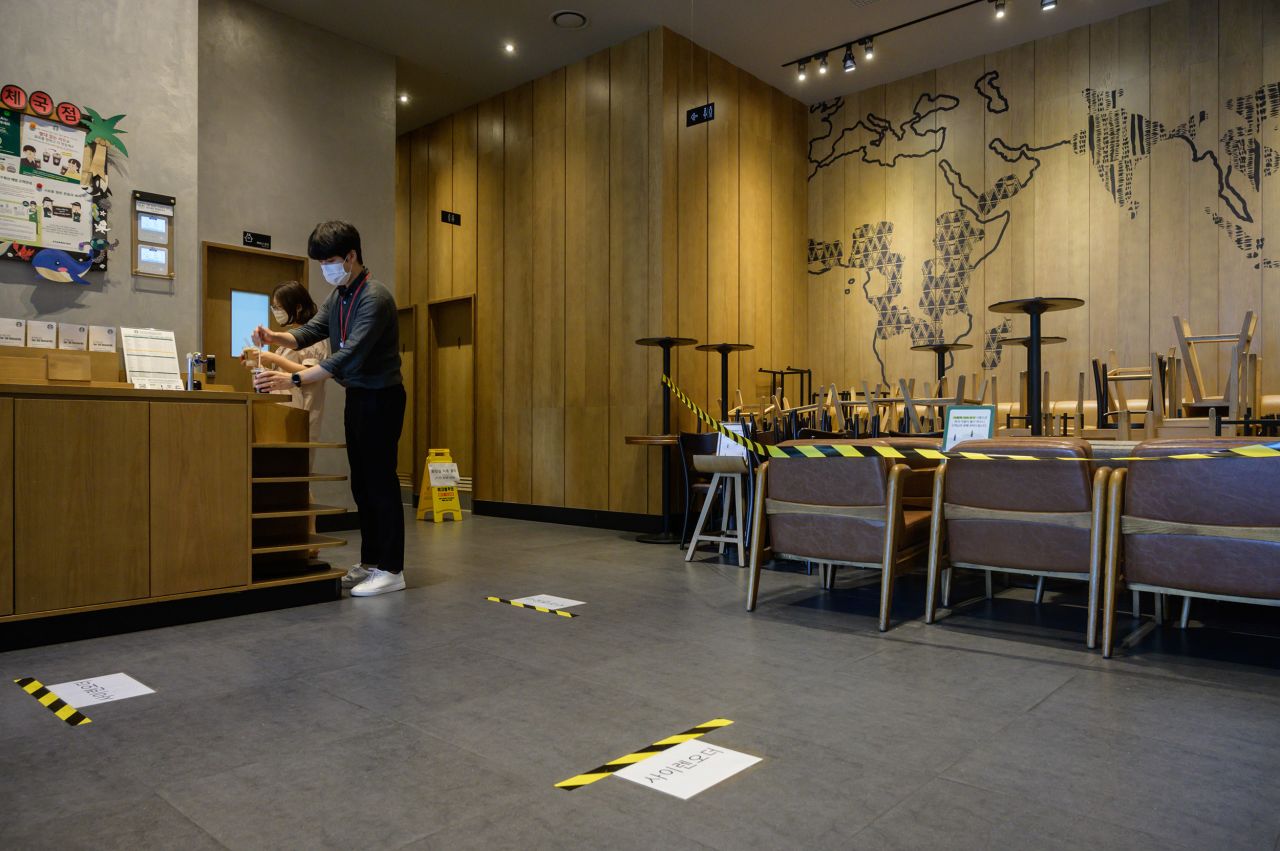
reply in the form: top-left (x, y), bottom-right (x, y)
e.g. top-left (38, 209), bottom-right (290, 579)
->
top-left (685, 454), bottom-right (749, 566)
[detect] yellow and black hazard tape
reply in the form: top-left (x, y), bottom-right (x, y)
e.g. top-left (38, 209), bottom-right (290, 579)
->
top-left (555, 718), bottom-right (733, 790)
top-left (662, 374), bottom-right (1280, 462)
top-left (485, 596), bottom-right (578, 618)
top-left (13, 677), bottom-right (92, 727)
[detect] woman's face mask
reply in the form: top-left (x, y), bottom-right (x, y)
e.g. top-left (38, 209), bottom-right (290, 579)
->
top-left (271, 306), bottom-right (290, 325)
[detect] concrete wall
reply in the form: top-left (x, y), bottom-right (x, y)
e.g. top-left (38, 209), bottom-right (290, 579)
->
top-left (199, 0), bottom-right (397, 507)
top-left (0, 0), bottom-right (200, 351)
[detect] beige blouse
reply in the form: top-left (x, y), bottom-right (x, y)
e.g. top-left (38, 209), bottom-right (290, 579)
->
top-left (278, 338), bottom-right (329, 439)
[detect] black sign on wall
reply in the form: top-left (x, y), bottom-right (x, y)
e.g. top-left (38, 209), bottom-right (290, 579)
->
top-left (686, 102), bottom-right (715, 126)
top-left (441, 210), bottom-right (461, 226)
top-left (243, 230), bottom-right (271, 250)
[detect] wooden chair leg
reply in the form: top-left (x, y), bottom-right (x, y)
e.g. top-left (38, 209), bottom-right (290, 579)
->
top-left (1102, 469), bottom-right (1126, 658)
top-left (734, 473), bottom-right (746, 567)
top-left (686, 473), bottom-right (722, 562)
top-left (1034, 576), bottom-right (1045, 605)
top-left (746, 464), bottom-right (769, 611)
top-left (925, 463), bottom-right (947, 624)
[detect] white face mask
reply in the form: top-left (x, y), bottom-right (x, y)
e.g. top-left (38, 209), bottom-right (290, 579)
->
top-left (320, 259), bottom-right (348, 286)
top-left (271, 306), bottom-right (290, 325)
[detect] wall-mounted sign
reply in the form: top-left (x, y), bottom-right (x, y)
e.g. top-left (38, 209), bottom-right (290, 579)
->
top-left (686, 102), bottom-right (715, 127)
top-left (441, 210), bottom-right (461, 226)
top-left (131, 190), bottom-right (175, 279)
top-left (242, 230), bottom-right (271, 250)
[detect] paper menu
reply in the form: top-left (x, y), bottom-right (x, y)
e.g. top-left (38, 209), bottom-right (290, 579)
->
top-left (0, 318), bottom-right (24, 346)
top-left (26, 321), bottom-right (56, 348)
top-left (120, 327), bottom-right (184, 391)
top-left (88, 325), bottom-right (116, 352)
top-left (58, 323), bottom-right (88, 350)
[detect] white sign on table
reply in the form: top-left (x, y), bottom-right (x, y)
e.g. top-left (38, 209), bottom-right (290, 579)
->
top-left (510, 594), bottom-right (585, 610)
top-left (427, 462), bottom-right (461, 488)
top-left (943, 405), bottom-right (996, 451)
top-left (26, 320), bottom-right (56, 349)
top-left (46, 673), bottom-right (154, 708)
top-left (57, 323), bottom-right (88, 350)
top-left (120, 326), bottom-right (184, 391)
top-left (0, 318), bottom-right (24, 347)
top-left (716, 421), bottom-right (749, 459)
top-left (88, 325), bottom-right (117, 353)
top-left (615, 740), bottom-right (761, 800)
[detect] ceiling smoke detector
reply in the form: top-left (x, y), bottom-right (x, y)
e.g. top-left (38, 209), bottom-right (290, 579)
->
top-left (551, 10), bottom-right (589, 29)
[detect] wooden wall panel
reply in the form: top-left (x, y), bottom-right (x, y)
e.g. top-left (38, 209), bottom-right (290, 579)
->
top-left (609, 34), bottom-right (650, 514)
top-left (532, 70), bottom-right (567, 506)
top-left (475, 95), bottom-right (504, 502)
top-left (502, 83), bottom-right (534, 503)
top-left (398, 28), bottom-right (809, 513)
top-left (1187, 1), bottom-right (1221, 392)
top-left (1116, 11), bottom-right (1152, 367)
top-left (565, 52), bottom-right (611, 510)
top-left (1265, 1), bottom-right (1280, 393)
top-left (453, 106), bottom-right (479, 298)
top-left (394, 135), bottom-right (411, 304)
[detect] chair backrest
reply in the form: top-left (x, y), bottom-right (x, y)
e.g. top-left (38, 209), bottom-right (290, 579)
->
top-left (1123, 438), bottom-right (1280, 599)
top-left (765, 439), bottom-right (894, 565)
top-left (944, 438), bottom-right (1097, 573)
top-left (678, 431), bottom-right (720, 487)
top-left (1174, 311), bottom-right (1256, 405)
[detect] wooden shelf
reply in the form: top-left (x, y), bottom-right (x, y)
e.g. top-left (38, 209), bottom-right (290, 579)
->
top-left (251, 503), bottom-right (347, 519)
top-left (250, 567), bottom-right (345, 589)
top-left (251, 534), bottom-right (346, 555)
top-left (251, 474), bottom-right (347, 484)
top-left (252, 442), bottom-right (346, 449)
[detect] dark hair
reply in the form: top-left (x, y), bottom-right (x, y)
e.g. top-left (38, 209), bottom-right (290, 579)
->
top-left (22, 145), bottom-right (35, 153)
top-left (71, 201), bottom-right (81, 208)
top-left (271, 280), bottom-right (318, 325)
top-left (68, 158), bottom-right (79, 168)
top-left (307, 220), bottom-right (362, 264)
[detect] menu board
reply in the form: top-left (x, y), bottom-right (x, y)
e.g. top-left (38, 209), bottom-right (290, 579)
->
top-left (120, 327), bottom-right (184, 391)
top-left (0, 108), bottom-right (94, 255)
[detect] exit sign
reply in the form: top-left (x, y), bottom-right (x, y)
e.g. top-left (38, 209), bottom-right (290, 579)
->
top-left (686, 102), bottom-right (715, 126)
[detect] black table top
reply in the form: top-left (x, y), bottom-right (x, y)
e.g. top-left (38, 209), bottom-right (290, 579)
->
top-left (989, 297), bottom-right (1085, 315)
top-left (998, 335), bottom-right (1067, 347)
top-left (696, 342), bottom-right (755, 353)
top-left (635, 336), bottom-right (699, 347)
top-left (910, 342), bottom-right (974, 353)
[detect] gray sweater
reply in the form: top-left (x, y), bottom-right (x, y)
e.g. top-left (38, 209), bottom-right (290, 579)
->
top-left (292, 271), bottom-right (402, 389)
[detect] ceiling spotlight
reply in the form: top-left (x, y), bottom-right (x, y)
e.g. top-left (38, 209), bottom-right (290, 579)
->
top-left (503, 42), bottom-right (515, 54)
top-left (842, 45), bottom-right (856, 72)
top-left (817, 54), bottom-right (828, 75)
top-left (797, 61), bottom-right (808, 81)
top-left (861, 38), bottom-right (874, 60)
top-left (993, 0), bottom-right (1006, 17)
top-left (550, 10), bottom-right (588, 29)
top-left (1041, 0), bottom-right (1056, 9)
top-left (398, 93), bottom-right (409, 104)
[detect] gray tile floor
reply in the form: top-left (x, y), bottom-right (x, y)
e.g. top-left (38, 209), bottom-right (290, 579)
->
top-left (3, 510), bottom-right (1280, 850)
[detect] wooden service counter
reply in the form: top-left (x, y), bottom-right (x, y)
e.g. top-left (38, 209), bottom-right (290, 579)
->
top-left (0, 384), bottom-right (345, 623)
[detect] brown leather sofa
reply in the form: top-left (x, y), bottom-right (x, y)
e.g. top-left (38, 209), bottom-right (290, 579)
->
top-left (924, 438), bottom-right (1111, 647)
top-left (746, 438), bottom-right (938, 631)
top-left (1102, 438), bottom-right (1280, 657)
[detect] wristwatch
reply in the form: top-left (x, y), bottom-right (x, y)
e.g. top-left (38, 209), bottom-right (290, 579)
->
top-left (291, 373), bottom-right (302, 388)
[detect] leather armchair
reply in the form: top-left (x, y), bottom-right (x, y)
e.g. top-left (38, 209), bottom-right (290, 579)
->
top-left (1102, 438), bottom-right (1280, 657)
top-left (925, 438), bottom-right (1111, 648)
top-left (746, 439), bottom-right (936, 631)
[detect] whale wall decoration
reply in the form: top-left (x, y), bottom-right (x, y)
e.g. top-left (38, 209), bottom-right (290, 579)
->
top-left (30, 248), bottom-right (95, 284)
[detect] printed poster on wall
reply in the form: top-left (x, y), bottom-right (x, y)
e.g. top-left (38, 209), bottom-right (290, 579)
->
top-left (0, 108), bottom-right (93, 255)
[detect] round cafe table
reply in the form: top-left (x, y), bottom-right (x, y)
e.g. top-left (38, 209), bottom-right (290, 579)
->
top-left (632, 337), bottom-right (698, 544)
top-left (695, 342), bottom-right (755, 420)
top-left (990, 297), bottom-right (1083, 435)
top-left (910, 342), bottom-right (973, 382)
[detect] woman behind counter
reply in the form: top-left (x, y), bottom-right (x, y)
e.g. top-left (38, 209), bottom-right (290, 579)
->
top-left (242, 280), bottom-right (330, 440)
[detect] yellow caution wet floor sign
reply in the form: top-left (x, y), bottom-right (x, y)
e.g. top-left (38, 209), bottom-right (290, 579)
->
top-left (417, 448), bottom-right (463, 523)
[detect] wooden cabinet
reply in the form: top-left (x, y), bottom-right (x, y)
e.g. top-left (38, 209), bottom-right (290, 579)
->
top-left (150, 402), bottom-right (250, 595)
top-left (0, 398), bottom-right (12, 616)
top-left (14, 398), bottom-right (150, 613)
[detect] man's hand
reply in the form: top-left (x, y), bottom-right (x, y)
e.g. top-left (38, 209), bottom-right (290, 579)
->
top-left (253, 369), bottom-right (293, 394)
top-left (252, 325), bottom-right (291, 348)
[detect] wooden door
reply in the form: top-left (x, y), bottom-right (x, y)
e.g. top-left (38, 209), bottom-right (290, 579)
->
top-left (0, 398), bottom-right (11, 616)
top-left (202, 242), bottom-right (308, 393)
top-left (428, 297), bottom-right (474, 479)
top-left (397, 305), bottom-right (418, 489)
top-left (150, 401), bottom-right (250, 595)
top-left (15, 398), bottom-right (149, 613)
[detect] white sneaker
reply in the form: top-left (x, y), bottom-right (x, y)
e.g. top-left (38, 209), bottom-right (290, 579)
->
top-left (341, 564), bottom-right (372, 588)
top-left (350, 567), bottom-right (405, 597)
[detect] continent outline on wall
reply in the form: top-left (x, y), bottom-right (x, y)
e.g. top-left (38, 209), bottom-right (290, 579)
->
top-left (807, 93), bottom-right (960, 179)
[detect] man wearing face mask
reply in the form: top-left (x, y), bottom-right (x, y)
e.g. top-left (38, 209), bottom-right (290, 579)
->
top-left (252, 221), bottom-right (406, 597)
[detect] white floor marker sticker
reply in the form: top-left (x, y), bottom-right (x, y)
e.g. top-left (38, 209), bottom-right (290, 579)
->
top-left (510, 594), bottom-right (585, 610)
top-left (45, 673), bottom-right (155, 707)
top-left (615, 739), bottom-right (761, 800)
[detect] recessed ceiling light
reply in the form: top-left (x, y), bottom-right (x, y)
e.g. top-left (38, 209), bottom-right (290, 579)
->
top-left (550, 10), bottom-right (588, 29)
top-left (504, 42), bottom-right (515, 54)
top-left (1041, 0), bottom-right (1057, 9)
top-left (398, 93), bottom-right (409, 104)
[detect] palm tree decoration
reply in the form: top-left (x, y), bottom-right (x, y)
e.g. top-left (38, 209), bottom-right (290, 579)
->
top-left (79, 107), bottom-right (127, 186)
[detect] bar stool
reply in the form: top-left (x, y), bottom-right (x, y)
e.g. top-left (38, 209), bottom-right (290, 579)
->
top-left (685, 454), bottom-right (748, 566)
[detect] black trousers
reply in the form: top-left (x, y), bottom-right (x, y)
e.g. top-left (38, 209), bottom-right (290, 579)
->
top-left (344, 384), bottom-right (406, 573)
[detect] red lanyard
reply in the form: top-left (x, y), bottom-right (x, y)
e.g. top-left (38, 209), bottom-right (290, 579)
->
top-left (338, 270), bottom-right (370, 348)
